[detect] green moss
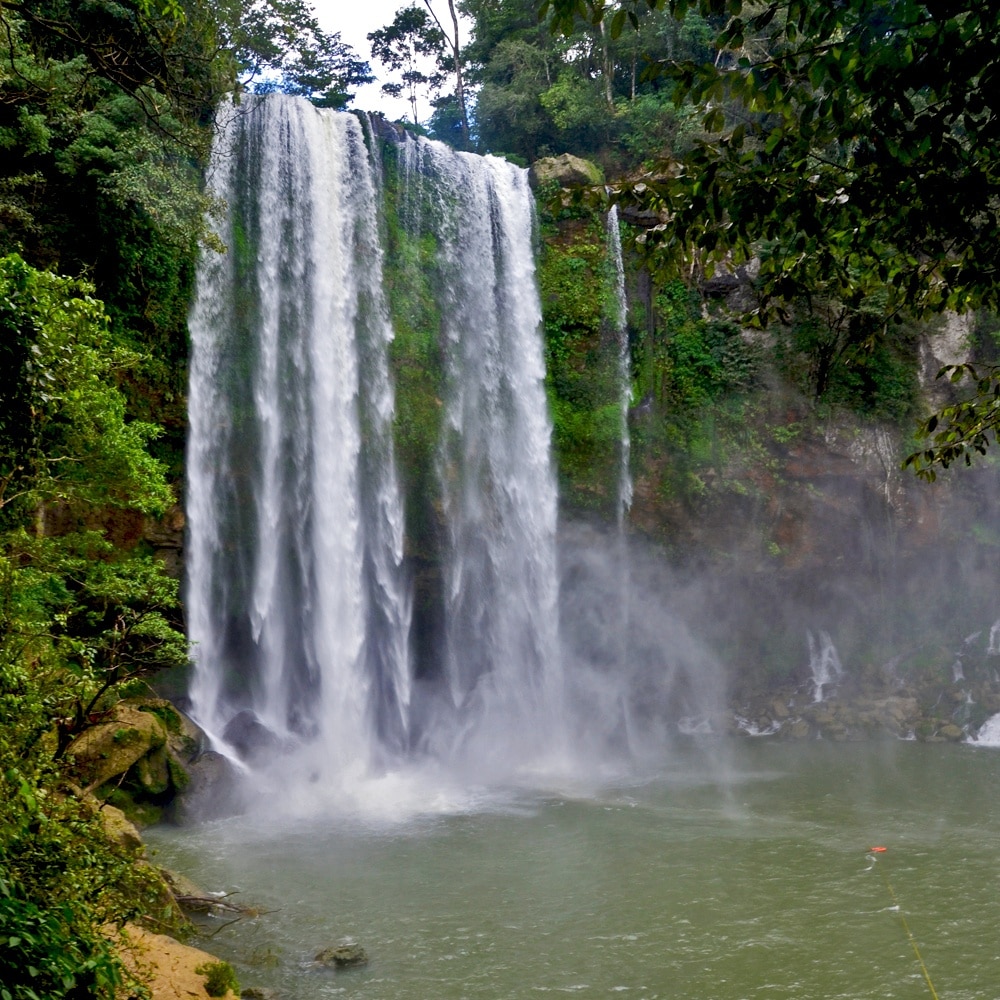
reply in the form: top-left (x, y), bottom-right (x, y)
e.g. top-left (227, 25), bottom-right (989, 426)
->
top-left (538, 219), bottom-right (623, 514)
top-left (166, 753), bottom-right (190, 793)
top-left (102, 787), bottom-right (164, 828)
top-left (139, 702), bottom-right (183, 734)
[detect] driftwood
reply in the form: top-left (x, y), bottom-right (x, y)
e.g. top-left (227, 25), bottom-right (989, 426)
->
top-left (172, 890), bottom-right (278, 938)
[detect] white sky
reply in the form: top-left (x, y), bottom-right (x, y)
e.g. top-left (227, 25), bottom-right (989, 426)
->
top-left (311, 1), bottom-right (471, 122)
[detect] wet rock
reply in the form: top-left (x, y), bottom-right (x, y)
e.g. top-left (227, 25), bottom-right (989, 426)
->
top-left (101, 803), bottom-right (145, 854)
top-left (172, 750), bottom-right (244, 823)
top-left (938, 723), bottom-right (965, 742)
top-left (241, 989), bottom-right (278, 1000)
top-left (314, 943), bottom-right (369, 969)
top-left (222, 710), bottom-right (283, 763)
top-left (784, 719), bottom-right (812, 740)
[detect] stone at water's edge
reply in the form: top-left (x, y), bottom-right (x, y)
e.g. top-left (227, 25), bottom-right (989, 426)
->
top-left (171, 749), bottom-right (244, 824)
top-left (222, 709), bottom-right (287, 763)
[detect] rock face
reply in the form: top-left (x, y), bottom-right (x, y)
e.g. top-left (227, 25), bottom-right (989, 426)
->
top-left (529, 153), bottom-right (604, 189)
top-left (222, 710), bottom-right (284, 763)
top-left (116, 924), bottom-right (240, 1000)
top-left (732, 658), bottom-right (1000, 742)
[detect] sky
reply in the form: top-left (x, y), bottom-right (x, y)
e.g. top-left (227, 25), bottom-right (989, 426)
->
top-left (311, 1), bottom-right (471, 122)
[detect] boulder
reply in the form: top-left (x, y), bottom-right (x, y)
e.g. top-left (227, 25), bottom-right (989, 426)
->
top-left (222, 710), bottom-right (283, 764)
top-left (100, 802), bottom-right (145, 854)
top-left (170, 750), bottom-right (244, 824)
top-left (68, 703), bottom-right (169, 793)
top-left (116, 924), bottom-right (240, 1000)
top-left (529, 153), bottom-right (604, 189)
top-left (785, 718), bottom-right (811, 739)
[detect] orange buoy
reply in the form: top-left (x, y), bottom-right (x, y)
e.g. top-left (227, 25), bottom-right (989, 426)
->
top-left (869, 846), bottom-right (888, 853)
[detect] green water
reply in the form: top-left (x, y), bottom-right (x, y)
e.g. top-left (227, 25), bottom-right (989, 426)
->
top-left (146, 741), bottom-right (1000, 999)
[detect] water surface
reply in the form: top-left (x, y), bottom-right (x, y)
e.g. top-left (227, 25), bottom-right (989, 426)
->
top-left (147, 741), bottom-right (1000, 999)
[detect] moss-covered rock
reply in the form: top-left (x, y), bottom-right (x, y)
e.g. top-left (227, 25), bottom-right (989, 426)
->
top-left (67, 703), bottom-right (169, 793)
top-left (530, 154), bottom-right (604, 189)
top-left (66, 698), bottom-right (196, 824)
top-left (314, 942), bottom-right (369, 969)
top-left (100, 802), bottom-right (145, 855)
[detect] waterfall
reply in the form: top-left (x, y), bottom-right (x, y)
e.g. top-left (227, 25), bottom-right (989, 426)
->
top-left (186, 96), bottom-right (563, 798)
top-left (403, 139), bottom-right (563, 761)
top-left (187, 97), bottom-right (410, 779)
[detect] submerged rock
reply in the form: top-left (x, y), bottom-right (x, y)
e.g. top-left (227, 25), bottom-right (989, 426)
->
top-left (314, 943), bottom-right (369, 969)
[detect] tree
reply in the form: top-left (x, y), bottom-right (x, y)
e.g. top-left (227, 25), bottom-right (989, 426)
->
top-left (369, 5), bottom-right (447, 124)
top-left (227, 0), bottom-right (373, 107)
top-left (0, 255), bottom-right (171, 520)
top-left (420, 0), bottom-right (472, 146)
top-left (540, 0), bottom-right (1000, 475)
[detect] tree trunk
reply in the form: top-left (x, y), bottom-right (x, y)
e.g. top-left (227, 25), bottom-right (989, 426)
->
top-left (599, 21), bottom-right (614, 108)
top-left (423, 0), bottom-right (470, 148)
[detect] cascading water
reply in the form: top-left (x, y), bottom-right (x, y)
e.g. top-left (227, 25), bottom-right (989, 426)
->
top-left (398, 138), bottom-right (564, 765)
top-left (186, 96), bottom-right (565, 805)
top-left (186, 97), bottom-right (411, 786)
top-left (606, 204), bottom-right (633, 526)
top-left (807, 629), bottom-right (843, 702)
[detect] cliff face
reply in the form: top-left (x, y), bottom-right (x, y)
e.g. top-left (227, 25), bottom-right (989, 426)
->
top-left (537, 173), bottom-right (1000, 722)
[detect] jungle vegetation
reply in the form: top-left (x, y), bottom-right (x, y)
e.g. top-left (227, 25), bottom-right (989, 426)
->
top-left (1, 0), bottom-right (998, 993)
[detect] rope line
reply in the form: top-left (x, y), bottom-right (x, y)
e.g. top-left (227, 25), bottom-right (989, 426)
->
top-left (871, 852), bottom-right (940, 1000)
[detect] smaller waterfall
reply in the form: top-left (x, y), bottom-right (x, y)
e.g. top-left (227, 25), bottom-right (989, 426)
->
top-left (988, 619), bottom-right (1000, 655)
top-left (807, 630), bottom-right (843, 702)
top-left (606, 205), bottom-right (633, 526)
top-left (605, 206), bottom-right (635, 751)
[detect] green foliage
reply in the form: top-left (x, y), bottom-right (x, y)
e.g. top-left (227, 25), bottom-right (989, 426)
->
top-left (465, 0), bottom-right (717, 162)
top-left (541, 0), bottom-right (1000, 473)
top-left (538, 223), bottom-right (622, 510)
top-left (0, 875), bottom-right (123, 1000)
top-left (0, 248), bottom-right (186, 996)
top-left (776, 308), bottom-right (918, 422)
top-left (381, 148), bottom-right (446, 556)
top-left (628, 274), bottom-right (767, 505)
top-left (369, 6), bottom-right (447, 124)
top-left (237, 0), bottom-right (373, 106)
top-left (0, 255), bottom-right (173, 521)
top-left (0, 528), bottom-right (188, 753)
top-left (196, 961), bottom-right (240, 998)
top-left (0, 667), bottom-right (168, 998)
